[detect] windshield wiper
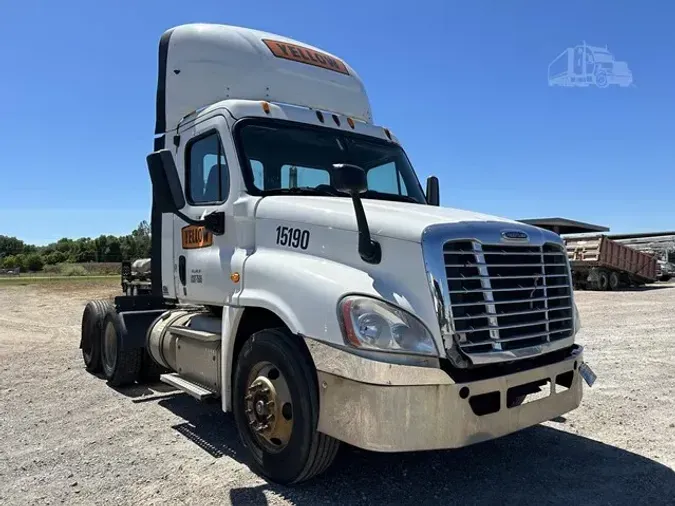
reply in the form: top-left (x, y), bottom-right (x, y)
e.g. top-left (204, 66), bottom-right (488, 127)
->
top-left (261, 187), bottom-right (420, 203)
top-left (260, 186), bottom-right (343, 197)
top-left (360, 190), bottom-right (420, 204)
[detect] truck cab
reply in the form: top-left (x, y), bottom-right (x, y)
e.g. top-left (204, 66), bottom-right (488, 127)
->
top-left (79, 23), bottom-right (594, 485)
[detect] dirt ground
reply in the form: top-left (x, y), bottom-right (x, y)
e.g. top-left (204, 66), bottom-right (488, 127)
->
top-left (1, 279), bottom-right (674, 505)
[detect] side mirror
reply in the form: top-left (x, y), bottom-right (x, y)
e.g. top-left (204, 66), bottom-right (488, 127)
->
top-left (146, 149), bottom-right (186, 214)
top-left (332, 163), bottom-right (368, 195)
top-left (426, 176), bottom-right (440, 206)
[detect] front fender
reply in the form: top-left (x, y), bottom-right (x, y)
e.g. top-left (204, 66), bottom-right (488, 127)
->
top-left (237, 249), bottom-right (376, 345)
top-left (236, 240), bottom-right (438, 349)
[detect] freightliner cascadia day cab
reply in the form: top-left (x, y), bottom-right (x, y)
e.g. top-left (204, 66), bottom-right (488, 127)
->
top-left (79, 23), bottom-right (597, 484)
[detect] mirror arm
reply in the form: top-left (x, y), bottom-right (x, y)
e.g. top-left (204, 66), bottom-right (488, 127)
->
top-left (175, 210), bottom-right (202, 227)
top-left (174, 210), bottom-right (225, 236)
top-left (350, 194), bottom-right (381, 264)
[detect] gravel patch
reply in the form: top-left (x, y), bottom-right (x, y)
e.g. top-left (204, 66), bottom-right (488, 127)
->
top-left (1, 280), bottom-right (673, 505)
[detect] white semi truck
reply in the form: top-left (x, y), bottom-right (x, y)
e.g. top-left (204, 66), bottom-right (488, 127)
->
top-left (79, 23), bottom-right (596, 484)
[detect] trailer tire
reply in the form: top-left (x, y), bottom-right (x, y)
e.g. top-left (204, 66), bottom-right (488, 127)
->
top-left (80, 299), bottom-right (113, 374)
top-left (233, 328), bottom-right (340, 484)
top-left (597, 270), bottom-right (609, 291)
top-left (100, 310), bottom-right (142, 387)
top-left (609, 271), bottom-right (620, 290)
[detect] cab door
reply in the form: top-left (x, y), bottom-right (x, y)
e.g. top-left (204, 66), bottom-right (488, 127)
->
top-left (173, 116), bottom-right (237, 304)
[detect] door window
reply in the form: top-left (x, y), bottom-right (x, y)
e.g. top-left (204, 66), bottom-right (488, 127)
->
top-left (186, 132), bottom-right (229, 204)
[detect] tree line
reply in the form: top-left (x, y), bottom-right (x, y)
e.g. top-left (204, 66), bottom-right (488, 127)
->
top-left (0, 221), bottom-right (151, 272)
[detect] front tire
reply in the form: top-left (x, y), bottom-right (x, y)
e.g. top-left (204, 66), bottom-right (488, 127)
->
top-left (233, 329), bottom-right (340, 484)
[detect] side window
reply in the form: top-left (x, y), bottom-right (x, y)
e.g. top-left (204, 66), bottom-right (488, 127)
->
top-left (280, 165), bottom-right (330, 188)
top-left (367, 162), bottom-right (408, 195)
top-left (186, 132), bottom-right (229, 204)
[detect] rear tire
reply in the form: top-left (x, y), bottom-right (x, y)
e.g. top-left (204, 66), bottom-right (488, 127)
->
top-left (233, 328), bottom-right (340, 484)
top-left (597, 270), bottom-right (609, 291)
top-left (609, 271), bottom-right (620, 291)
top-left (81, 299), bottom-right (113, 373)
top-left (101, 310), bottom-right (142, 387)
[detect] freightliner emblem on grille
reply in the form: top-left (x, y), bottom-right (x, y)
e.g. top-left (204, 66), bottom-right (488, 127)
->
top-left (501, 230), bottom-right (529, 241)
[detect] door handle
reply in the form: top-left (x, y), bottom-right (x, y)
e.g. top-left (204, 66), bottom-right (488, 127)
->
top-left (178, 255), bottom-right (186, 286)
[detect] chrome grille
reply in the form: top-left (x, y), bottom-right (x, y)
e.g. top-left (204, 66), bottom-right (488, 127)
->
top-left (444, 241), bottom-right (574, 355)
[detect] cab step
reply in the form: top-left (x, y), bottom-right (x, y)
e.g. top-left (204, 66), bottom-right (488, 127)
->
top-left (160, 373), bottom-right (216, 401)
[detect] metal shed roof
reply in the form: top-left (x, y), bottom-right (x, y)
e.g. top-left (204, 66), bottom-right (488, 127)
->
top-left (518, 217), bottom-right (610, 235)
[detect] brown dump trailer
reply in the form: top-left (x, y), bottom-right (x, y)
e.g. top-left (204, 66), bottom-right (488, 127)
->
top-left (565, 235), bottom-right (657, 290)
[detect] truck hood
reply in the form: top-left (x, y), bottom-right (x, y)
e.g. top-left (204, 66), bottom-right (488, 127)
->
top-left (255, 196), bottom-right (523, 243)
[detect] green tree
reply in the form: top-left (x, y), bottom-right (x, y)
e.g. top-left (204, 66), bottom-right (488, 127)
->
top-left (25, 253), bottom-right (44, 272)
top-left (2, 255), bottom-right (18, 269)
top-left (105, 236), bottom-right (122, 262)
top-left (14, 254), bottom-right (28, 273)
top-left (45, 251), bottom-right (67, 265)
top-left (0, 236), bottom-right (25, 257)
top-left (130, 221), bottom-right (151, 258)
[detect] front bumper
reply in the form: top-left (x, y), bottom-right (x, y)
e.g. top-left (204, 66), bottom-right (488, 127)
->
top-left (305, 339), bottom-right (584, 452)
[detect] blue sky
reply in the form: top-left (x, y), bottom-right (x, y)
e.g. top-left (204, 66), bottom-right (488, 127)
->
top-left (0, 0), bottom-right (673, 244)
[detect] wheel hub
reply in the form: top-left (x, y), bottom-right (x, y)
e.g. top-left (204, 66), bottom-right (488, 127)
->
top-left (244, 365), bottom-right (293, 450)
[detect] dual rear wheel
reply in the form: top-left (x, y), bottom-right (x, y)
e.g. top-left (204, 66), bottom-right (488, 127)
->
top-left (80, 300), bottom-right (159, 386)
top-left (596, 270), bottom-right (621, 291)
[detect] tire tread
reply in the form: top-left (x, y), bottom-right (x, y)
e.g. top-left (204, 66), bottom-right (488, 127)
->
top-left (102, 311), bottom-right (142, 387)
top-left (235, 328), bottom-right (340, 484)
top-left (81, 299), bottom-right (113, 373)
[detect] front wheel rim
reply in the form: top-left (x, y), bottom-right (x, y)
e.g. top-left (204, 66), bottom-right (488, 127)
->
top-left (244, 361), bottom-right (294, 453)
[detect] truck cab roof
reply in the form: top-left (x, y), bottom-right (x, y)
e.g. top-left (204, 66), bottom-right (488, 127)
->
top-left (155, 23), bottom-right (373, 136)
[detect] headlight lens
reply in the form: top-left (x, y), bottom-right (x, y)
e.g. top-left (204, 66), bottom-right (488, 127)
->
top-left (573, 302), bottom-right (582, 333)
top-left (338, 296), bottom-right (438, 356)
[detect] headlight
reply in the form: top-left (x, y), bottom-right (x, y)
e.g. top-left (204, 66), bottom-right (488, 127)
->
top-left (338, 296), bottom-right (438, 356)
top-left (573, 302), bottom-right (582, 333)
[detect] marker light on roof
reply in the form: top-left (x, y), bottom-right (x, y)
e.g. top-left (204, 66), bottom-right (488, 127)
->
top-left (261, 101), bottom-right (271, 114)
top-left (347, 117), bottom-right (355, 129)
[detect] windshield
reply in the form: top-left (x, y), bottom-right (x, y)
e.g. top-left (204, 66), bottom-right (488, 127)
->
top-left (236, 120), bottom-right (427, 204)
